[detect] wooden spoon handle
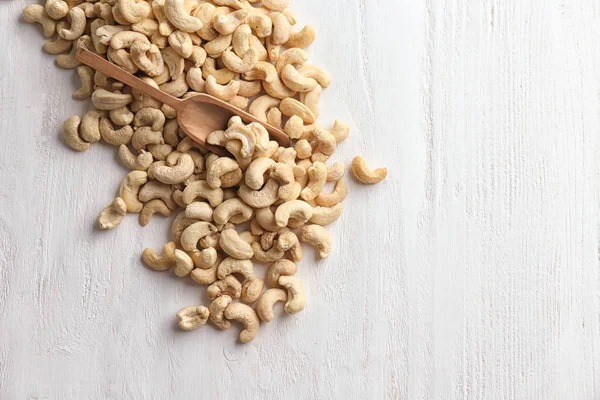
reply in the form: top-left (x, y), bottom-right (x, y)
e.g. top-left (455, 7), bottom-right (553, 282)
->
top-left (75, 48), bottom-right (182, 111)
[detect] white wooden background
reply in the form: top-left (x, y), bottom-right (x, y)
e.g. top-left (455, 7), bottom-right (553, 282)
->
top-left (1, 0), bottom-right (599, 399)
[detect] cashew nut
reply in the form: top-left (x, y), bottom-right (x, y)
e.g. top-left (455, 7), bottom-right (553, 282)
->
top-left (161, 47), bottom-right (185, 79)
top-left (351, 156), bottom-right (388, 184)
top-left (274, 199), bottom-right (313, 228)
top-left (57, 7), bottom-right (86, 41)
top-left (255, 288), bottom-right (286, 322)
top-left (62, 116), bottom-right (89, 151)
top-left (213, 198), bottom-right (254, 225)
top-left (286, 25), bottom-right (316, 49)
top-left (139, 179), bottom-right (178, 209)
top-left (43, 37), bottom-right (72, 54)
top-left (92, 89), bottom-right (133, 111)
top-left (269, 12), bottom-right (290, 45)
top-left (221, 47), bottom-right (258, 73)
top-left (119, 0), bottom-right (152, 23)
top-left (278, 275), bottom-right (305, 314)
top-left (168, 30), bottom-right (193, 58)
top-left (182, 180), bottom-right (224, 206)
top-left (202, 57), bottom-right (235, 84)
top-left (243, 61), bottom-right (277, 83)
top-left (97, 197), bottom-right (128, 230)
top-left (219, 230), bottom-right (254, 261)
top-left (213, 9), bottom-right (247, 35)
top-left (241, 278), bottom-right (264, 304)
top-left (249, 33), bottom-right (268, 61)
top-left (140, 199), bottom-right (172, 226)
top-left (275, 230), bottom-right (302, 261)
top-left (205, 33), bottom-right (233, 57)
top-left (245, 157), bottom-right (275, 190)
top-left (45, 0), bottom-right (68, 20)
top-left (251, 241), bottom-right (283, 263)
top-left (185, 201), bottom-right (213, 221)
top-left (310, 203), bottom-right (343, 226)
top-left (265, 259), bottom-right (297, 288)
top-left (80, 109), bottom-right (106, 143)
top-left (248, 95), bottom-right (280, 123)
top-left (130, 40), bottom-right (165, 77)
top-left (275, 47), bottom-right (308, 74)
top-left (301, 224), bottom-right (332, 259)
top-left (294, 139), bottom-right (312, 160)
top-left (132, 127), bottom-right (164, 150)
top-left (315, 179), bottom-right (347, 207)
top-left (217, 256), bottom-right (253, 281)
top-left (207, 275), bottom-right (242, 299)
top-left (209, 295), bottom-right (233, 329)
top-left (279, 98), bottom-right (315, 124)
top-left (149, 153), bottom-right (195, 184)
top-left (132, 19), bottom-right (159, 37)
top-left (299, 84), bottom-right (321, 118)
top-left (223, 303), bottom-right (259, 343)
top-left (261, 0), bottom-right (289, 12)
top-left (118, 170), bottom-right (148, 212)
top-left (297, 64), bottom-right (331, 88)
top-left (263, 76), bottom-right (297, 99)
top-left (237, 179), bottom-right (280, 208)
top-left (73, 66), bottom-right (94, 100)
top-left (205, 75), bottom-right (240, 101)
top-left (247, 14), bottom-right (272, 37)
top-left (119, 146), bottom-right (153, 170)
top-left (254, 206), bottom-right (280, 232)
top-left (190, 252), bottom-right (221, 285)
top-left (301, 162), bottom-right (327, 201)
top-left (180, 221), bottom-right (218, 251)
top-left (164, 0), bottom-right (203, 32)
top-left (147, 144), bottom-right (174, 160)
top-left (177, 305), bottom-right (209, 330)
top-left (205, 157), bottom-right (239, 188)
top-left (143, 242), bottom-right (177, 271)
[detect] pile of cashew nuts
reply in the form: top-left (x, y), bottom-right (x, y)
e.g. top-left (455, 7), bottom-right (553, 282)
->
top-left (24, 0), bottom-right (388, 343)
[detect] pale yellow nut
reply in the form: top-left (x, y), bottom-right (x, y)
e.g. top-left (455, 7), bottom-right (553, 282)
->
top-left (255, 288), bottom-right (286, 322)
top-left (76, 2), bottom-right (95, 18)
top-left (327, 161), bottom-right (346, 182)
top-left (224, 124), bottom-right (257, 157)
top-left (171, 212), bottom-right (197, 245)
top-left (168, 30), bottom-right (193, 58)
top-left (205, 75), bottom-right (240, 102)
top-left (275, 47), bottom-right (308, 74)
top-left (207, 157), bottom-right (241, 189)
top-left (312, 126), bottom-right (336, 161)
top-left (57, 35), bottom-right (91, 69)
top-left (205, 33), bottom-right (233, 57)
top-left (177, 306), bottom-right (209, 330)
top-left (213, 198), bottom-right (254, 225)
top-left (232, 24), bottom-right (252, 56)
top-left (276, 230), bottom-right (302, 261)
top-left (45, 0), bottom-right (68, 20)
top-left (280, 98), bottom-right (316, 124)
top-left (316, 180), bottom-right (348, 207)
top-left (185, 201), bottom-right (213, 221)
top-left (186, 67), bottom-right (205, 92)
top-left (207, 275), bottom-right (242, 300)
top-left (152, 0), bottom-right (175, 36)
top-left (294, 139), bottom-right (312, 160)
top-left (301, 224), bottom-right (332, 259)
top-left (113, 3), bottom-right (132, 25)
top-left (132, 19), bottom-right (159, 37)
top-left (222, 47), bottom-right (258, 74)
top-left (243, 61), bottom-right (277, 83)
top-left (245, 157), bottom-right (275, 190)
top-left (73, 66), bottom-right (94, 100)
top-left (299, 84), bottom-right (321, 118)
top-left (248, 95), bottom-right (280, 123)
top-left (310, 203), bottom-right (343, 226)
top-left (351, 156), bottom-right (388, 184)
top-left (331, 119), bottom-right (351, 143)
top-left (161, 47), bottom-right (185, 79)
top-left (107, 48), bottom-right (139, 74)
top-left (130, 40), bottom-right (165, 77)
top-left (187, 46), bottom-right (207, 68)
top-left (254, 206), bottom-right (280, 232)
top-left (147, 144), bottom-right (174, 160)
top-left (174, 249), bottom-right (194, 277)
top-left (213, 8), bottom-right (248, 35)
top-left (134, 108), bottom-right (166, 131)
top-left (223, 302), bottom-right (259, 343)
top-left (209, 295), bottom-right (233, 330)
top-left (119, 0), bottom-right (152, 24)
top-left (260, 231), bottom-right (277, 251)
top-left (202, 57), bottom-right (235, 84)
top-left (119, 171), bottom-right (148, 212)
top-left (95, 3), bottom-right (115, 25)
top-left (193, 2), bottom-right (218, 40)
top-left (80, 109), bottom-right (106, 143)
top-left (301, 162), bottom-right (327, 201)
top-left (164, 0), bottom-right (203, 32)
top-left (92, 89), bottom-right (133, 111)
top-left (229, 96), bottom-right (249, 110)
top-left (247, 14), bottom-right (271, 38)
top-left (132, 127), bottom-right (164, 150)
top-left (149, 153), bottom-right (195, 184)
top-left (275, 200), bottom-right (313, 228)
top-left (263, 77), bottom-right (297, 99)
top-left (286, 25), bottom-right (316, 49)
top-left (97, 197), bottom-right (127, 230)
top-left (283, 115), bottom-right (303, 139)
top-left (238, 179), bottom-right (280, 209)
top-left (62, 115), bottom-right (90, 152)
top-left (297, 64), bottom-right (331, 88)
top-left (139, 199), bottom-right (172, 226)
top-left (96, 25), bottom-right (130, 46)
top-left (182, 180), bottom-right (224, 206)
top-left (43, 37), bottom-right (72, 54)
top-left (241, 278), bottom-right (264, 304)
top-left (269, 11), bottom-right (291, 45)
top-left (249, 34), bottom-right (268, 61)
top-left (119, 146), bottom-right (153, 170)
top-left (110, 31), bottom-right (149, 50)
top-left (213, 0), bottom-right (244, 9)
top-left (265, 259), bottom-right (297, 288)
top-left (142, 242), bottom-right (177, 271)
top-left (217, 255), bottom-right (253, 279)
top-left (109, 106), bottom-right (135, 126)
top-left (251, 241), bottom-right (284, 263)
top-left (265, 35), bottom-right (280, 61)
top-left (262, 0), bottom-right (290, 11)
top-left (57, 7), bottom-right (85, 41)
top-left (159, 74), bottom-right (189, 97)
top-left (278, 275), bottom-right (305, 314)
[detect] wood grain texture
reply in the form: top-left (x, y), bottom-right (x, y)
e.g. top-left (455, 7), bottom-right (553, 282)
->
top-left (1, 0), bottom-right (599, 398)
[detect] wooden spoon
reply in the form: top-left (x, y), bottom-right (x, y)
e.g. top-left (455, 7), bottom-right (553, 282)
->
top-left (75, 48), bottom-right (290, 156)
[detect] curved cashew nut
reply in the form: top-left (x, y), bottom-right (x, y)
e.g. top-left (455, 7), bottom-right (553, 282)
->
top-left (161, 47), bottom-right (185, 79)
top-left (351, 156), bottom-right (388, 184)
top-left (260, 231), bottom-right (277, 251)
top-left (278, 275), bottom-right (306, 314)
top-left (43, 37), bottom-right (72, 54)
top-left (255, 288), bottom-right (287, 322)
top-left (301, 224), bottom-right (332, 259)
top-left (185, 201), bottom-right (213, 221)
top-left (163, 119), bottom-right (181, 147)
top-left (110, 106), bottom-right (135, 126)
top-left (92, 89), bottom-right (133, 111)
top-left (149, 153), bottom-right (195, 184)
top-left (188, 46), bottom-right (207, 68)
top-left (132, 127), bottom-right (164, 150)
top-left (57, 7), bottom-right (85, 41)
top-left (212, 0), bottom-right (244, 9)
top-left (130, 40), bottom-right (165, 77)
top-left (249, 34), bottom-right (268, 61)
top-left (255, 207), bottom-right (280, 232)
top-left (220, 167), bottom-right (244, 188)
top-left (206, 75), bottom-right (240, 101)
top-left (310, 203), bottom-right (343, 226)
top-left (55, 35), bottom-right (90, 68)
top-left (152, 0), bottom-right (175, 36)
top-left (269, 12), bottom-right (290, 45)
top-left (311, 126), bottom-right (335, 161)
top-left (168, 30), bottom-right (193, 58)
top-left (213, 9), bottom-right (248, 35)
top-left (107, 48), bottom-right (139, 74)
top-left (209, 295), bottom-right (233, 329)
top-left (294, 139), bottom-right (312, 160)
top-left (301, 162), bottom-right (327, 201)
top-left (110, 31), bottom-right (149, 50)
top-left (270, 163), bottom-right (296, 199)
top-left (245, 157), bottom-right (275, 190)
top-left (190, 252), bottom-right (221, 285)
top-left (213, 198), bottom-right (254, 225)
top-left (275, 47), bottom-right (308, 74)
top-left (174, 249), bottom-right (194, 277)
top-left (190, 247), bottom-right (218, 270)
top-left (232, 23), bottom-right (251, 56)
top-left (119, 0), bottom-right (152, 23)
top-left (223, 303), bottom-right (259, 343)
top-left (247, 14), bottom-right (272, 37)
top-left (207, 275), bottom-right (242, 299)
top-left (267, 107), bottom-right (283, 128)
top-left (241, 278), bottom-right (264, 304)
top-left (316, 180), bottom-right (348, 207)
top-left (96, 25), bottom-right (130, 46)
top-left (80, 109), bottom-right (106, 143)
top-left (143, 242), bottom-right (177, 271)
top-left (243, 61), bottom-right (277, 83)
top-left (275, 200), bottom-right (313, 228)
top-left (180, 221), bottom-right (218, 251)
top-left (202, 57), bottom-right (235, 84)
top-left (164, 0), bottom-right (203, 32)
top-left (177, 306), bottom-right (209, 330)
top-left (263, 77), bottom-right (297, 100)
top-left (217, 256), bottom-right (253, 280)
top-left (172, 212), bottom-right (198, 245)
top-left (251, 241), bottom-right (284, 263)
top-left (207, 157), bottom-right (240, 189)
top-left (329, 119), bottom-right (350, 144)
top-left (286, 25), bottom-right (316, 49)
top-left (276, 148), bottom-right (297, 167)
top-left (265, 259), bottom-right (297, 288)
top-left (200, 232), bottom-right (221, 251)
top-left (224, 124), bottom-right (256, 157)
top-left (134, 107), bottom-right (166, 131)
top-left (280, 98), bottom-right (316, 124)
top-left (73, 66), bottom-right (94, 100)
top-left (159, 74), bottom-right (189, 97)
top-left (299, 84), bottom-right (321, 118)
top-left (276, 230), bottom-right (302, 261)
top-left (97, 197), bottom-right (127, 230)
top-left (182, 180), bottom-right (224, 206)
top-left (248, 95), bottom-right (280, 123)
top-left (326, 161), bottom-right (346, 182)
top-left (139, 199), bottom-right (172, 226)
top-left (262, 0), bottom-right (290, 11)
top-left (45, 0), bottom-right (68, 20)
top-left (119, 146), bottom-right (153, 170)
top-left (222, 47), bottom-right (258, 73)
top-left (219, 231), bottom-right (254, 261)
top-left (283, 115), bottom-right (303, 139)
top-left (119, 171), bottom-right (148, 212)
top-left (147, 144), bottom-right (174, 160)
top-left (297, 64), bottom-right (331, 88)
top-left (238, 179), bottom-right (280, 208)
top-left (205, 33), bottom-right (233, 57)
top-left (132, 19), bottom-right (159, 36)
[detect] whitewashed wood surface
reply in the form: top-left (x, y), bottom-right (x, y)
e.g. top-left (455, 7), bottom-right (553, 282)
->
top-left (1, 0), bottom-right (599, 399)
